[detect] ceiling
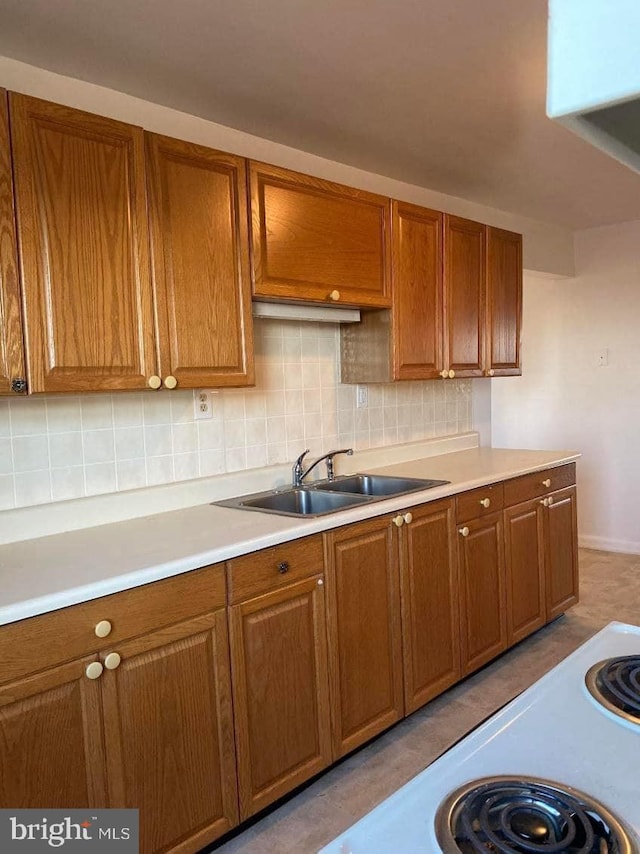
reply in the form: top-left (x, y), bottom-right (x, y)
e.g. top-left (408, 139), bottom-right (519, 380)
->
top-left (1, 0), bottom-right (640, 229)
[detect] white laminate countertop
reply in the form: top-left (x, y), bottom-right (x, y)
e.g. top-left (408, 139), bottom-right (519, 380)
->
top-left (0, 447), bottom-right (579, 627)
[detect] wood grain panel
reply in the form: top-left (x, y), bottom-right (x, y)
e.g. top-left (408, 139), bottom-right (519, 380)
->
top-left (325, 516), bottom-right (403, 757)
top-left (229, 575), bottom-right (331, 819)
top-left (0, 656), bottom-right (107, 808)
top-left (458, 512), bottom-right (507, 675)
top-left (102, 611), bottom-right (238, 853)
top-left (227, 534), bottom-right (324, 604)
top-left (503, 463), bottom-right (576, 506)
top-left (250, 161), bottom-right (391, 307)
top-left (486, 226), bottom-right (522, 376)
top-left (146, 133), bottom-right (254, 389)
top-left (444, 215), bottom-right (486, 376)
top-left (0, 90), bottom-right (26, 395)
top-left (504, 499), bottom-right (546, 645)
top-left (10, 94), bottom-right (156, 392)
top-left (456, 482), bottom-right (504, 522)
top-left (391, 201), bottom-right (443, 379)
top-left (545, 486), bottom-right (579, 620)
top-left (0, 564), bottom-right (224, 685)
top-left (399, 500), bottom-right (460, 713)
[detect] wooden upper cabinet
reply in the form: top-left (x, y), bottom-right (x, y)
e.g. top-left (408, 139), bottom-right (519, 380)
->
top-left (0, 90), bottom-right (26, 395)
top-left (444, 215), bottom-right (487, 377)
top-left (487, 226), bottom-right (522, 376)
top-left (392, 201), bottom-right (444, 379)
top-left (10, 94), bottom-right (156, 393)
top-left (250, 161), bottom-right (391, 307)
top-left (146, 133), bottom-right (254, 389)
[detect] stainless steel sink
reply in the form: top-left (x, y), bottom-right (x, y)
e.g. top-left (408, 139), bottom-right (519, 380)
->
top-left (314, 474), bottom-right (450, 497)
top-left (214, 473), bottom-right (450, 518)
top-left (215, 487), bottom-right (371, 517)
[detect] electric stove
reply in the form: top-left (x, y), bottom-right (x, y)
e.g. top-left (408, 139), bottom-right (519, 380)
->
top-left (319, 621), bottom-right (640, 853)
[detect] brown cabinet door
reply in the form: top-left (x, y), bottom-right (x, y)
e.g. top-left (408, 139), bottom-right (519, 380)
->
top-left (0, 90), bottom-right (26, 396)
top-left (545, 486), bottom-right (579, 620)
top-left (10, 94), bottom-right (156, 393)
top-left (399, 500), bottom-right (460, 713)
top-left (229, 575), bottom-right (331, 820)
top-left (444, 215), bottom-right (486, 377)
top-left (487, 226), bottom-right (522, 376)
top-left (146, 133), bottom-right (254, 389)
top-left (250, 161), bottom-right (391, 307)
top-left (325, 516), bottom-right (403, 757)
top-left (504, 499), bottom-right (546, 645)
top-left (391, 201), bottom-right (444, 380)
top-left (0, 656), bottom-right (107, 809)
top-left (458, 511), bottom-right (507, 674)
top-left (101, 611), bottom-right (238, 854)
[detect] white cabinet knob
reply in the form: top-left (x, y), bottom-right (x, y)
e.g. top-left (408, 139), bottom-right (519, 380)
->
top-left (479, 498), bottom-right (491, 508)
top-left (95, 620), bottom-right (112, 638)
top-left (487, 369), bottom-right (495, 377)
top-left (440, 369), bottom-right (449, 379)
top-left (403, 512), bottom-right (413, 524)
top-left (329, 290), bottom-right (340, 301)
top-left (393, 515), bottom-right (404, 528)
top-left (540, 498), bottom-right (549, 507)
top-left (148, 375), bottom-right (162, 390)
top-left (448, 369), bottom-right (456, 378)
top-left (104, 652), bottom-right (121, 671)
top-left (164, 375), bottom-right (178, 389)
top-left (542, 478), bottom-right (551, 488)
top-left (85, 661), bottom-right (104, 680)
top-left (547, 496), bottom-right (554, 506)
top-left (317, 578), bottom-right (324, 586)
top-left (459, 526), bottom-right (470, 537)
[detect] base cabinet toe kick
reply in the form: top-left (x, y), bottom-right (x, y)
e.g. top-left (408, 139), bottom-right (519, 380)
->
top-left (0, 464), bottom-right (577, 852)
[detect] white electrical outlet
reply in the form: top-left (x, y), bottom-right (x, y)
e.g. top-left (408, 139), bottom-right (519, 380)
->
top-left (356, 385), bottom-right (368, 408)
top-left (195, 389), bottom-right (214, 420)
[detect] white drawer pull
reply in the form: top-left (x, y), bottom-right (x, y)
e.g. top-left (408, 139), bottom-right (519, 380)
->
top-left (542, 478), bottom-right (551, 488)
top-left (393, 515), bottom-right (404, 528)
top-left (403, 512), bottom-right (413, 524)
top-left (459, 526), bottom-right (470, 537)
top-left (85, 662), bottom-right (104, 680)
top-left (95, 620), bottom-right (112, 638)
top-left (104, 652), bottom-right (121, 671)
top-left (479, 498), bottom-right (491, 509)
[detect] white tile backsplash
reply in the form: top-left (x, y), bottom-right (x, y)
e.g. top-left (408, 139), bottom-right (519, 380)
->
top-left (0, 319), bottom-right (472, 509)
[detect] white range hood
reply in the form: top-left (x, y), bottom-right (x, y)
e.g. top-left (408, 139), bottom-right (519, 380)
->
top-left (547, 0), bottom-right (640, 173)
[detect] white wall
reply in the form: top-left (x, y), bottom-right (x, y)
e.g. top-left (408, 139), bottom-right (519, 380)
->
top-left (492, 221), bottom-right (640, 554)
top-left (0, 56), bottom-right (575, 277)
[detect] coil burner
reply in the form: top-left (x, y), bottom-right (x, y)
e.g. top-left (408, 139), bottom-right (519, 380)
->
top-left (586, 656), bottom-right (640, 726)
top-left (434, 775), bottom-right (636, 853)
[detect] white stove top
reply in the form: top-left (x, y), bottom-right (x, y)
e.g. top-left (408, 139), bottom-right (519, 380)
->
top-left (320, 622), bottom-right (640, 853)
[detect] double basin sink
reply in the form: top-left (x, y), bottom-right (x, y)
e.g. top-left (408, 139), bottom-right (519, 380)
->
top-left (215, 474), bottom-right (450, 518)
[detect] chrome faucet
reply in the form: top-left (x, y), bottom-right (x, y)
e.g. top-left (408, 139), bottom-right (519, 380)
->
top-left (292, 448), bottom-right (354, 487)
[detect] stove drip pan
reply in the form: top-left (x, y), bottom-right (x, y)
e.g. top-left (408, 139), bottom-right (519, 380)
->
top-left (586, 656), bottom-right (640, 725)
top-left (435, 776), bottom-right (636, 853)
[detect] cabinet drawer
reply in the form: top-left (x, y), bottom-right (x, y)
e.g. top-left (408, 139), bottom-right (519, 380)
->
top-left (0, 564), bottom-right (225, 685)
top-left (456, 482), bottom-right (504, 522)
top-left (227, 535), bottom-right (324, 604)
top-left (504, 464), bottom-right (576, 506)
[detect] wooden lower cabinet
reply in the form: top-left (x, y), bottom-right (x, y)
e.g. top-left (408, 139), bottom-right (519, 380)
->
top-left (102, 611), bottom-right (238, 854)
top-left (399, 500), bottom-right (461, 713)
top-left (228, 574), bottom-right (332, 819)
top-left (0, 655), bottom-right (108, 809)
top-left (458, 511), bottom-right (508, 675)
top-left (504, 498), bottom-right (546, 645)
top-left (545, 485), bottom-right (579, 620)
top-left (324, 515), bottom-right (404, 757)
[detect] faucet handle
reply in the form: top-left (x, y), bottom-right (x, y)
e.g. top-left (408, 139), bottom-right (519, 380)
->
top-left (294, 448), bottom-right (310, 467)
top-left (292, 449), bottom-right (311, 486)
top-left (325, 447), bottom-right (353, 481)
